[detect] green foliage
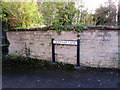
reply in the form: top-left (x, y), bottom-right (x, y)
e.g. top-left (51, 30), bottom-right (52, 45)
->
top-left (2, 1), bottom-right (43, 28)
top-left (54, 2), bottom-right (77, 26)
top-left (3, 54), bottom-right (74, 71)
top-left (49, 24), bottom-right (85, 35)
top-left (7, 54), bottom-right (18, 60)
top-left (73, 2), bottom-right (95, 25)
top-left (2, 0), bottom-right (94, 34)
top-left (39, 2), bottom-right (56, 26)
top-left (40, 1), bottom-right (86, 35)
top-left (61, 62), bottom-right (67, 65)
top-left (40, 1), bottom-right (77, 26)
top-left (15, 27), bottom-right (31, 29)
top-left (95, 5), bottom-right (117, 25)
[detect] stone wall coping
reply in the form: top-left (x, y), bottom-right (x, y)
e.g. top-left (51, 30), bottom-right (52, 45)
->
top-left (5, 26), bottom-right (120, 31)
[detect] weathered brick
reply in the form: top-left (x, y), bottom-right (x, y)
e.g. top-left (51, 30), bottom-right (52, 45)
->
top-left (6, 29), bottom-right (119, 68)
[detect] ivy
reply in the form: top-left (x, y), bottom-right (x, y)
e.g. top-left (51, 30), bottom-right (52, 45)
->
top-left (48, 24), bottom-right (86, 35)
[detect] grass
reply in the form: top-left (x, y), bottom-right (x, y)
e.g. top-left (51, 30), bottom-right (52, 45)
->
top-left (2, 54), bottom-right (119, 73)
top-left (2, 54), bottom-right (75, 71)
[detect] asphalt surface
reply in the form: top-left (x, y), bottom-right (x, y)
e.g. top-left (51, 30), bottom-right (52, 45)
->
top-left (2, 68), bottom-right (119, 88)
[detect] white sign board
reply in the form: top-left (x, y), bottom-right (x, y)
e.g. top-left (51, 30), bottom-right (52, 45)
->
top-left (53, 40), bottom-right (77, 45)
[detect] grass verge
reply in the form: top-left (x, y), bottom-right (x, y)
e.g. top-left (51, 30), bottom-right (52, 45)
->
top-left (2, 54), bottom-right (75, 72)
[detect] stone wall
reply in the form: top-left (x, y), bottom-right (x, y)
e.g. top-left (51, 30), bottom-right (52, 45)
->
top-left (6, 29), bottom-right (119, 68)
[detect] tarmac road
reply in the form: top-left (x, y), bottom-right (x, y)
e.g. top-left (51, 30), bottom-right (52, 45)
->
top-left (2, 68), bottom-right (119, 88)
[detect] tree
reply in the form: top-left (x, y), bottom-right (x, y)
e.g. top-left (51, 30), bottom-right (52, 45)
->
top-left (38, 2), bottom-right (57, 26)
top-left (39, 1), bottom-right (77, 26)
top-left (54, 2), bottom-right (77, 26)
top-left (118, 0), bottom-right (120, 25)
top-left (72, 0), bottom-right (94, 25)
top-left (2, 1), bottom-right (43, 28)
top-left (94, 0), bottom-right (117, 26)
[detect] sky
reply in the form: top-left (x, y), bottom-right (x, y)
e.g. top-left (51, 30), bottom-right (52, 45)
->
top-left (84, 0), bottom-right (108, 10)
top-left (3, 0), bottom-right (119, 12)
top-left (75, 0), bottom-right (118, 13)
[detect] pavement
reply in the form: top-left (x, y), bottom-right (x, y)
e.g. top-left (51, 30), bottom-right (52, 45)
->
top-left (2, 67), bottom-right (119, 88)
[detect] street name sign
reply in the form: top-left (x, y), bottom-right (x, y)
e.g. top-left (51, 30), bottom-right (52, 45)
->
top-left (53, 40), bottom-right (77, 45)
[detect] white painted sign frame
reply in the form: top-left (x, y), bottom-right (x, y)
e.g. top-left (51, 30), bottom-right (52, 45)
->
top-left (53, 40), bottom-right (77, 45)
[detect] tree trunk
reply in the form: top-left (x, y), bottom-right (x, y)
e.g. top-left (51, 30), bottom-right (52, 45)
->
top-left (118, 0), bottom-right (120, 25)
